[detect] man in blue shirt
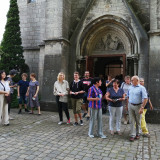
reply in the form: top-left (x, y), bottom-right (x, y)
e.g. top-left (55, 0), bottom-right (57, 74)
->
top-left (127, 76), bottom-right (148, 142)
top-left (87, 77), bottom-right (106, 139)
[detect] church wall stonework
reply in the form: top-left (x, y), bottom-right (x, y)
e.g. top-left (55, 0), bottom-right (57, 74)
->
top-left (17, 0), bottom-right (160, 123)
top-left (147, 0), bottom-right (160, 123)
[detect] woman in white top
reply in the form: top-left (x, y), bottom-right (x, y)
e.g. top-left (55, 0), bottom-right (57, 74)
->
top-left (54, 72), bottom-right (70, 125)
top-left (0, 71), bottom-right (10, 126)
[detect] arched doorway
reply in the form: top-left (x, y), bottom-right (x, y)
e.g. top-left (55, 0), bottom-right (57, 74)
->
top-left (86, 54), bottom-right (126, 78)
top-left (77, 15), bottom-right (138, 78)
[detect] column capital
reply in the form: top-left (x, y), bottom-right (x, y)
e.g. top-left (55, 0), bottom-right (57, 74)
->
top-left (131, 54), bottom-right (139, 61)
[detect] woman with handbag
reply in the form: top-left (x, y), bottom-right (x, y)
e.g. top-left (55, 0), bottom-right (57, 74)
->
top-left (0, 70), bottom-right (10, 126)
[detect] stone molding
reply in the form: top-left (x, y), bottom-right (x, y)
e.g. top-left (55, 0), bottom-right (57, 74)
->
top-left (44, 38), bottom-right (70, 45)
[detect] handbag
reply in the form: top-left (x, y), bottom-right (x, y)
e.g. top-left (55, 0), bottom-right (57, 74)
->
top-left (0, 81), bottom-right (11, 103)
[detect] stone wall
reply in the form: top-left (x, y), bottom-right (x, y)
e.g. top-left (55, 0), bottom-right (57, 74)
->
top-left (17, 0), bottom-right (46, 48)
top-left (17, 0), bottom-right (46, 81)
top-left (147, 0), bottom-right (160, 123)
top-left (129, 0), bottom-right (150, 31)
top-left (69, 0), bottom-right (90, 38)
top-left (23, 49), bottom-right (40, 76)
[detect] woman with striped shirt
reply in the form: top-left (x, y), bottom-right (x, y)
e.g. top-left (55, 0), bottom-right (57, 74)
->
top-left (87, 77), bottom-right (106, 139)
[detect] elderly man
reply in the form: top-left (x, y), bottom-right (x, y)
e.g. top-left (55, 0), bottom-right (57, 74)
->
top-left (127, 76), bottom-right (148, 142)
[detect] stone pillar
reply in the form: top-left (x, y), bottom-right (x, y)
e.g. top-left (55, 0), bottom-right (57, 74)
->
top-left (126, 57), bottom-right (131, 76)
top-left (38, 44), bottom-right (45, 93)
top-left (40, 0), bottom-right (71, 111)
top-left (133, 58), bottom-right (138, 75)
top-left (132, 55), bottom-right (139, 75)
top-left (146, 0), bottom-right (160, 123)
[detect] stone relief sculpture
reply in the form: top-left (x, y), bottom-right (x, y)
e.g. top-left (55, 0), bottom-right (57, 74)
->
top-left (95, 34), bottom-right (124, 51)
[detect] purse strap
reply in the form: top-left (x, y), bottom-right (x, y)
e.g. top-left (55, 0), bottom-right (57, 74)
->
top-left (0, 81), bottom-right (6, 91)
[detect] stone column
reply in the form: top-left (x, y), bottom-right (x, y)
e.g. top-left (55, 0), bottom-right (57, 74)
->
top-left (132, 55), bottom-right (139, 75)
top-left (146, 0), bottom-right (160, 123)
top-left (133, 58), bottom-right (138, 75)
top-left (127, 57), bottom-right (132, 76)
top-left (40, 0), bottom-right (71, 111)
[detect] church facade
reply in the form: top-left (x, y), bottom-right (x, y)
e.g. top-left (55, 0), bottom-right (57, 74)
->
top-left (17, 0), bottom-right (160, 123)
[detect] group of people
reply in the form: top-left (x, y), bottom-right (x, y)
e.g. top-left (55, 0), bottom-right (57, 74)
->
top-left (0, 70), bottom-right (41, 126)
top-left (0, 69), bottom-right (153, 142)
top-left (54, 71), bottom-right (153, 141)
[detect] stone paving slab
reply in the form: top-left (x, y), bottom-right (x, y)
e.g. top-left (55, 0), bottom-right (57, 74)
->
top-left (0, 109), bottom-right (159, 160)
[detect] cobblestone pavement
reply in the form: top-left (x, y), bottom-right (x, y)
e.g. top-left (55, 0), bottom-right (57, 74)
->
top-left (0, 109), bottom-right (160, 160)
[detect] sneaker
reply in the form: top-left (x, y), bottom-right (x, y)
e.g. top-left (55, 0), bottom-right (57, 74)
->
top-left (67, 119), bottom-right (70, 124)
top-left (25, 108), bottom-right (29, 112)
top-left (58, 121), bottom-right (63, 125)
top-left (124, 121), bottom-right (127, 125)
top-left (135, 135), bottom-right (140, 140)
top-left (18, 109), bottom-right (22, 114)
top-left (80, 120), bottom-right (83, 126)
top-left (100, 135), bottom-right (107, 139)
top-left (86, 117), bottom-right (90, 121)
top-left (73, 122), bottom-right (78, 126)
top-left (130, 137), bottom-right (135, 142)
top-left (89, 135), bottom-right (94, 138)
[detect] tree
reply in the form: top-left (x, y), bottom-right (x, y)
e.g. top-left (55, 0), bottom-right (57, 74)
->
top-left (0, 0), bottom-right (27, 74)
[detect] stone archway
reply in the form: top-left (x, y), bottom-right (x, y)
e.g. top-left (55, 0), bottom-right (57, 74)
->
top-left (77, 15), bottom-right (138, 77)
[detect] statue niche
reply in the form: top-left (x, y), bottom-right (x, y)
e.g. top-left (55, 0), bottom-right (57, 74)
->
top-left (95, 34), bottom-right (124, 51)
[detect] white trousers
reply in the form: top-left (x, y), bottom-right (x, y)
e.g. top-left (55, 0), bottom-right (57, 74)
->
top-left (0, 94), bottom-right (9, 125)
top-left (109, 106), bottom-right (123, 131)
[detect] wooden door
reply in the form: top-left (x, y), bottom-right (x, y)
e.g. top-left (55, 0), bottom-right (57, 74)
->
top-left (86, 56), bottom-right (94, 77)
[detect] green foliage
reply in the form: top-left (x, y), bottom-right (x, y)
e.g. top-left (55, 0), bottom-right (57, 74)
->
top-left (0, 0), bottom-right (30, 108)
top-left (0, 0), bottom-right (28, 74)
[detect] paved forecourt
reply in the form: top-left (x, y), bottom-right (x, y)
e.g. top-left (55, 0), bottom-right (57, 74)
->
top-left (0, 109), bottom-right (159, 160)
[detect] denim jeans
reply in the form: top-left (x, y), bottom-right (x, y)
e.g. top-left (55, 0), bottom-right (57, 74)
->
top-left (88, 108), bottom-right (104, 136)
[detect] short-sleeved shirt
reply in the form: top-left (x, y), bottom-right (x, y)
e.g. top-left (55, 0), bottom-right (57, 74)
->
top-left (88, 85), bottom-right (103, 109)
top-left (29, 81), bottom-right (39, 94)
top-left (7, 77), bottom-right (14, 94)
top-left (70, 80), bottom-right (84, 99)
top-left (121, 82), bottom-right (132, 98)
top-left (107, 87), bottom-right (124, 107)
top-left (82, 78), bottom-right (92, 93)
top-left (18, 80), bottom-right (29, 94)
top-left (127, 84), bottom-right (148, 104)
top-left (0, 81), bottom-right (10, 92)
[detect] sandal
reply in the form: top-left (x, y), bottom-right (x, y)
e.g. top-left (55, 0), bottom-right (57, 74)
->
top-left (29, 112), bottom-right (34, 114)
top-left (117, 131), bottom-right (122, 135)
top-left (110, 131), bottom-right (114, 135)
